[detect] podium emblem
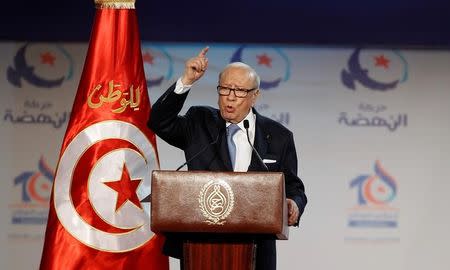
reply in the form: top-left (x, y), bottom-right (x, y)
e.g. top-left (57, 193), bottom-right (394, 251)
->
top-left (199, 179), bottom-right (235, 225)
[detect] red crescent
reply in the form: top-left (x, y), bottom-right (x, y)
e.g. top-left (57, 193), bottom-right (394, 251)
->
top-left (28, 172), bottom-right (49, 204)
top-left (71, 138), bottom-right (144, 233)
top-left (363, 175), bottom-right (384, 205)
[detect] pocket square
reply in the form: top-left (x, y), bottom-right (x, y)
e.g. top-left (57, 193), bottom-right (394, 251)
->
top-left (263, 159), bottom-right (277, 164)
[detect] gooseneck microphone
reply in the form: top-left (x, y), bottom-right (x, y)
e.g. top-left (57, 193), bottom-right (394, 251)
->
top-left (243, 120), bottom-right (268, 171)
top-left (175, 126), bottom-right (224, 171)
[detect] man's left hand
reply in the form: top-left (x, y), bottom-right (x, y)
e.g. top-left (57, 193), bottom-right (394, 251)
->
top-left (287, 198), bottom-right (299, 226)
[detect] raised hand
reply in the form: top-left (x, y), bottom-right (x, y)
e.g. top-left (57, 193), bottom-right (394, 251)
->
top-left (181, 46), bottom-right (209, 85)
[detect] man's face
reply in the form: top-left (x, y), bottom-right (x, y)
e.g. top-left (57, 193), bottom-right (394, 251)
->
top-left (218, 67), bottom-right (259, 124)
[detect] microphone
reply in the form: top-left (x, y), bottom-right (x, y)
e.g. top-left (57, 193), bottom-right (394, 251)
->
top-left (243, 120), bottom-right (268, 171)
top-left (175, 126), bottom-right (224, 171)
top-left (142, 124), bottom-right (223, 203)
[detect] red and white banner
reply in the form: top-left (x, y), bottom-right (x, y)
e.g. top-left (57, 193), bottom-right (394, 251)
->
top-left (39, 1), bottom-right (168, 269)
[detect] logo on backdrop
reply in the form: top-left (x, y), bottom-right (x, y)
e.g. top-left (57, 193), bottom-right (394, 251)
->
top-left (141, 45), bottom-right (173, 88)
top-left (3, 99), bottom-right (69, 129)
top-left (347, 160), bottom-right (399, 229)
top-left (230, 45), bottom-right (290, 90)
top-left (341, 48), bottom-right (408, 91)
top-left (338, 102), bottom-right (408, 132)
top-left (7, 43), bottom-right (74, 88)
top-left (350, 160), bottom-right (397, 207)
top-left (255, 103), bottom-right (290, 127)
top-left (10, 156), bottom-right (54, 225)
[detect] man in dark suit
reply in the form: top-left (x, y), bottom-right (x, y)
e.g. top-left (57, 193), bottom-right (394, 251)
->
top-left (148, 47), bottom-right (307, 270)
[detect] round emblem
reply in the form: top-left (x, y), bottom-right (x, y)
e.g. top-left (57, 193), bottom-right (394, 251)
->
top-left (53, 120), bottom-right (157, 252)
top-left (198, 179), bottom-right (234, 225)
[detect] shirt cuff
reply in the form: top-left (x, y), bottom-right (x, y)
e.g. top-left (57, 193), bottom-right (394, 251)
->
top-left (174, 77), bottom-right (192, 94)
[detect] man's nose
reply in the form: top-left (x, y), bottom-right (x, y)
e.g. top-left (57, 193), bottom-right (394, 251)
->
top-left (227, 90), bottom-right (237, 100)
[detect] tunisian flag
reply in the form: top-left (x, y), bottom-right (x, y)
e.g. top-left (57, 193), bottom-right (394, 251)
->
top-left (40, 1), bottom-right (168, 269)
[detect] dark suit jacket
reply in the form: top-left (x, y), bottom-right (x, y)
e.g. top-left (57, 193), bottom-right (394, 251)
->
top-left (148, 83), bottom-right (307, 270)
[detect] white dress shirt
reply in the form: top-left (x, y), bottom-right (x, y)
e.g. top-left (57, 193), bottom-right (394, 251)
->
top-left (174, 78), bottom-right (255, 172)
top-left (174, 77), bottom-right (192, 94)
top-left (226, 113), bottom-right (255, 172)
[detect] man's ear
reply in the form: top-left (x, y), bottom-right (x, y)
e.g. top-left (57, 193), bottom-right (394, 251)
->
top-left (252, 89), bottom-right (260, 106)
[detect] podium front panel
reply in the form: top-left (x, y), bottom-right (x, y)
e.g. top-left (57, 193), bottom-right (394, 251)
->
top-left (151, 170), bottom-right (288, 239)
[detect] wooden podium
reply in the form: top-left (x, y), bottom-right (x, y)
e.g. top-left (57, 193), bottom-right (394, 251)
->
top-left (150, 170), bottom-right (289, 270)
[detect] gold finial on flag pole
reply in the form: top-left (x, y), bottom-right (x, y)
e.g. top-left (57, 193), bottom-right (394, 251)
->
top-left (94, 0), bottom-right (135, 9)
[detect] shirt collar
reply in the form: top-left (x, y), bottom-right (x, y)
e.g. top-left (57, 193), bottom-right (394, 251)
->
top-left (226, 109), bottom-right (256, 132)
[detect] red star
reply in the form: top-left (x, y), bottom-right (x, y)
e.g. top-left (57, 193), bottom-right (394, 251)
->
top-left (41, 183), bottom-right (50, 191)
top-left (377, 186), bottom-right (386, 193)
top-left (142, 52), bottom-right (154, 64)
top-left (374, 55), bottom-right (390, 69)
top-left (104, 164), bottom-right (142, 211)
top-left (257, 53), bottom-right (272, 67)
top-left (40, 52), bottom-right (56, 66)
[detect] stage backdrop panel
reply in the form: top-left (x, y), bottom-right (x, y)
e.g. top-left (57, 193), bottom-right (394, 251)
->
top-left (1, 42), bottom-right (449, 270)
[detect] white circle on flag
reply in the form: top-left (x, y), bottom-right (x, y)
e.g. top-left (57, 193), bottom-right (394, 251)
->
top-left (53, 120), bottom-right (157, 252)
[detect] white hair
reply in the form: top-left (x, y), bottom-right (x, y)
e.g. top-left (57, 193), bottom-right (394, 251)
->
top-left (219, 62), bottom-right (260, 89)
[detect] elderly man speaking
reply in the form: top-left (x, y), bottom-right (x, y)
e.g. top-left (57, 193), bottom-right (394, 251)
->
top-left (148, 47), bottom-right (307, 270)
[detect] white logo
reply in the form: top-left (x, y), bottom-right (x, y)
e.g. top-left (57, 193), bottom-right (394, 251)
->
top-left (199, 179), bottom-right (234, 225)
top-left (53, 120), bottom-right (157, 252)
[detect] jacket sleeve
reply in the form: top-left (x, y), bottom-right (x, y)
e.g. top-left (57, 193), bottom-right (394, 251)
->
top-left (281, 131), bottom-right (307, 225)
top-left (148, 82), bottom-right (192, 150)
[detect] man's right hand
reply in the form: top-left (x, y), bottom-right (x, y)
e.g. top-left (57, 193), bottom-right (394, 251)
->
top-left (181, 47), bottom-right (209, 85)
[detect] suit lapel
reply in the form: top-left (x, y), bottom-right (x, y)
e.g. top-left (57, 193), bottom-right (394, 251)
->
top-left (248, 110), bottom-right (269, 171)
top-left (210, 111), bottom-right (233, 171)
top-left (218, 131), bottom-right (233, 171)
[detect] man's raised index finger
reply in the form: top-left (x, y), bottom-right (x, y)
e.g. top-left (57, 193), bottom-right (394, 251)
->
top-left (198, 46), bottom-right (209, 57)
